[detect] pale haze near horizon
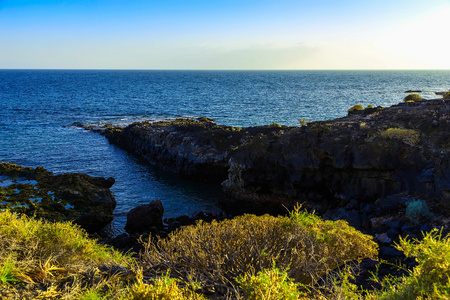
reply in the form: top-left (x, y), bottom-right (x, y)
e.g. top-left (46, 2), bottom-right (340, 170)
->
top-left (1, 0), bottom-right (449, 70)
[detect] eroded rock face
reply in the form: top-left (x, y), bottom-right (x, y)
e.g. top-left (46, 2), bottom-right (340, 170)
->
top-left (222, 100), bottom-right (450, 214)
top-left (0, 163), bottom-right (116, 233)
top-left (91, 118), bottom-right (283, 183)
top-left (86, 100), bottom-right (450, 216)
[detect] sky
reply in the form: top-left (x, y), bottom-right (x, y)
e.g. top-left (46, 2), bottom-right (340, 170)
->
top-left (0, 0), bottom-right (449, 70)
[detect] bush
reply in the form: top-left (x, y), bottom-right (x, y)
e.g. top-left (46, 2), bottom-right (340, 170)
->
top-left (121, 271), bottom-right (205, 300)
top-left (370, 229), bottom-right (450, 299)
top-left (142, 206), bottom-right (378, 296)
top-left (0, 210), bottom-right (133, 298)
top-left (237, 266), bottom-right (305, 300)
top-left (298, 118), bottom-right (310, 127)
top-left (406, 199), bottom-right (433, 224)
top-left (381, 128), bottom-right (420, 145)
top-left (443, 92), bottom-right (450, 99)
top-left (348, 104), bottom-right (363, 113)
top-left (404, 94), bottom-right (423, 102)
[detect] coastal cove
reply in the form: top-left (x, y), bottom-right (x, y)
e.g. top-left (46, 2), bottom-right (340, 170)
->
top-left (84, 98), bottom-right (450, 233)
top-left (1, 70), bottom-right (450, 233)
top-left (1, 70), bottom-right (450, 298)
top-left (1, 96), bottom-right (449, 298)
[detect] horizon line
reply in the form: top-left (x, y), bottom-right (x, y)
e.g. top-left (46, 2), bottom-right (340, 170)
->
top-left (1, 68), bottom-right (450, 71)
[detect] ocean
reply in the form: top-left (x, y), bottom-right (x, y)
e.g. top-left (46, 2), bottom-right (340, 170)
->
top-left (1, 69), bottom-right (449, 233)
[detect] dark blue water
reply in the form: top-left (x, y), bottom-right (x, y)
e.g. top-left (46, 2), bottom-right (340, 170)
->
top-left (1, 70), bottom-right (449, 233)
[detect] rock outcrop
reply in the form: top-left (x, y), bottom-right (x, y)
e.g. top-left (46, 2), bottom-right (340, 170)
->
top-left (223, 100), bottom-right (449, 214)
top-left (86, 99), bottom-right (450, 218)
top-left (86, 118), bottom-right (283, 183)
top-left (0, 163), bottom-right (116, 233)
top-left (124, 199), bottom-right (164, 234)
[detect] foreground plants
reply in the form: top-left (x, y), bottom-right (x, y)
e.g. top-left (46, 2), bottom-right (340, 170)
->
top-left (1, 208), bottom-right (449, 299)
top-left (142, 206), bottom-right (378, 297)
top-left (329, 229), bottom-right (450, 300)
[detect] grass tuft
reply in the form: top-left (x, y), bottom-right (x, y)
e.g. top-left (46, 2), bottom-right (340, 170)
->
top-left (381, 128), bottom-right (420, 145)
top-left (403, 94), bottom-right (423, 102)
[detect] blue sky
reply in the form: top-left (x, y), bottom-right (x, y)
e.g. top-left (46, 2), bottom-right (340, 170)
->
top-left (1, 0), bottom-right (449, 69)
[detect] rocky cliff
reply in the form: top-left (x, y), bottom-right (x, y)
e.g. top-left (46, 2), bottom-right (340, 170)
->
top-left (87, 99), bottom-right (450, 217)
top-left (224, 100), bottom-right (449, 215)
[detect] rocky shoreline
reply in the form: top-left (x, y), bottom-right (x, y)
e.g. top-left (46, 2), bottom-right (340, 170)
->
top-left (0, 163), bottom-right (116, 233)
top-left (85, 99), bottom-right (449, 212)
top-left (81, 99), bottom-right (450, 258)
top-left (1, 98), bottom-right (449, 262)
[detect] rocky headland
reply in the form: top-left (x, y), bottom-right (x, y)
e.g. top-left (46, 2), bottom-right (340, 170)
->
top-left (1, 98), bottom-right (449, 299)
top-left (83, 99), bottom-right (450, 250)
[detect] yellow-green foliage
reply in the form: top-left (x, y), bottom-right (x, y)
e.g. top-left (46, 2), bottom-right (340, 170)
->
top-left (381, 128), bottom-right (420, 145)
top-left (367, 229), bottom-right (450, 300)
top-left (3, 209), bottom-right (450, 299)
top-left (121, 270), bottom-right (205, 300)
top-left (298, 118), bottom-right (310, 127)
top-left (443, 92), bottom-right (450, 99)
top-left (0, 210), bottom-right (132, 298)
top-left (142, 206), bottom-right (378, 291)
top-left (348, 104), bottom-right (363, 112)
top-left (237, 266), bottom-right (307, 300)
top-left (404, 93), bottom-right (423, 102)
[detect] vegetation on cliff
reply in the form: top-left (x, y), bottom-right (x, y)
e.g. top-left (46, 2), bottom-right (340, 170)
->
top-left (403, 93), bottom-right (423, 102)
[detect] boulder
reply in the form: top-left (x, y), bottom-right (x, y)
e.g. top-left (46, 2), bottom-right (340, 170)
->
top-left (124, 199), bottom-right (164, 234)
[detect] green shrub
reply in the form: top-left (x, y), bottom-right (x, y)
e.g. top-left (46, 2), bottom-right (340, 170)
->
top-left (381, 128), bottom-right (420, 145)
top-left (121, 271), bottom-right (205, 300)
top-left (269, 122), bottom-right (282, 127)
top-left (365, 105), bottom-right (374, 109)
top-left (348, 104), bottom-right (363, 113)
top-left (404, 93), bottom-right (423, 102)
top-left (0, 210), bottom-right (132, 290)
top-left (80, 290), bottom-right (107, 300)
top-left (406, 199), bottom-right (433, 224)
top-left (371, 229), bottom-right (450, 299)
top-left (237, 266), bottom-right (306, 300)
top-left (0, 255), bottom-right (20, 286)
top-left (142, 206), bottom-right (378, 295)
top-left (443, 92), bottom-right (450, 99)
top-left (298, 118), bottom-right (310, 127)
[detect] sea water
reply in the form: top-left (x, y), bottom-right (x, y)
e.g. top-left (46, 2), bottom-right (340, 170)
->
top-left (1, 70), bottom-right (449, 233)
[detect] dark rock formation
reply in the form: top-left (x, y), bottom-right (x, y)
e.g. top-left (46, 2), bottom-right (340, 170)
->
top-left (223, 100), bottom-right (450, 215)
top-left (85, 118), bottom-right (284, 183)
top-left (0, 163), bottom-right (116, 233)
top-left (435, 90), bottom-right (450, 96)
top-left (85, 100), bottom-right (450, 219)
top-left (124, 199), bottom-right (164, 234)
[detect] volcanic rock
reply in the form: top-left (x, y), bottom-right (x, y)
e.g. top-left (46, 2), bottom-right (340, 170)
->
top-left (0, 163), bottom-right (116, 233)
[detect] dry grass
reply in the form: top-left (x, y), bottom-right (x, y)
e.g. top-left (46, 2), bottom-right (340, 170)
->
top-left (0, 210), bottom-right (134, 299)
